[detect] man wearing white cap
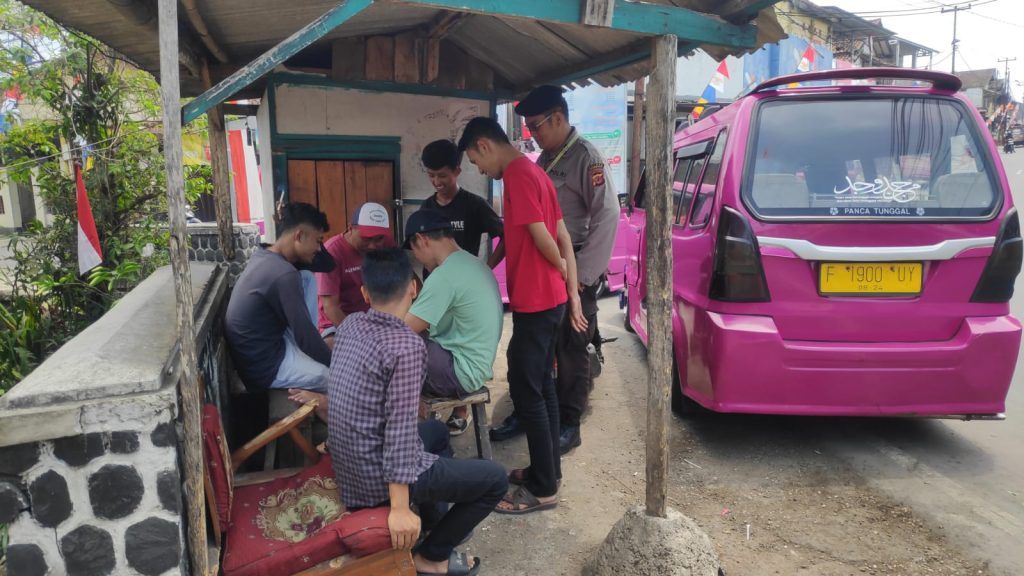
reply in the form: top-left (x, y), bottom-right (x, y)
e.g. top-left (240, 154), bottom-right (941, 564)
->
top-left (316, 202), bottom-right (393, 342)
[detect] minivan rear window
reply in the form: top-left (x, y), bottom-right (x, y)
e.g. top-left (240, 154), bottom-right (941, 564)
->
top-left (744, 97), bottom-right (1000, 220)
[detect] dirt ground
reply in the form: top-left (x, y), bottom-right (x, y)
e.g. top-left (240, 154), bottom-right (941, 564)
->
top-left (449, 302), bottom-right (991, 576)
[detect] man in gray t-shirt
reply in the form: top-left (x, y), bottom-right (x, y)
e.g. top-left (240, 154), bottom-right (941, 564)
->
top-left (225, 203), bottom-right (332, 391)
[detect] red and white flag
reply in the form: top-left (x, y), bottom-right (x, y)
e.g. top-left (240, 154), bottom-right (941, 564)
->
top-left (708, 60), bottom-right (730, 93)
top-left (75, 163), bottom-right (103, 275)
top-left (796, 45), bottom-right (816, 73)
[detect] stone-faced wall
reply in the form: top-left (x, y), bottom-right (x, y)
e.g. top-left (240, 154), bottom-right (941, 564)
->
top-left (1, 419), bottom-right (182, 576)
top-left (0, 263), bottom-right (228, 576)
top-left (188, 222), bottom-right (260, 284)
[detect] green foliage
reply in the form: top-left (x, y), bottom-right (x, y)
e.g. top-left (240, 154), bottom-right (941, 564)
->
top-left (0, 0), bottom-right (185, 395)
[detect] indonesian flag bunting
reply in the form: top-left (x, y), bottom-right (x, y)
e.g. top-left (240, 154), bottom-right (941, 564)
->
top-left (708, 60), bottom-right (730, 93)
top-left (75, 162), bottom-right (103, 275)
top-left (692, 85), bottom-right (717, 120)
top-left (796, 44), bottom-right (816, 73)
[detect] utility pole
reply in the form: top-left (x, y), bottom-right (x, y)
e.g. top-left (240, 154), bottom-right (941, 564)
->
top-left (942, 3), bottom-right (971, 74)
top-left (998, 57), bottom-right (1017, 142)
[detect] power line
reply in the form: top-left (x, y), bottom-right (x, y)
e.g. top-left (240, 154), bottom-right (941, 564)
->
top-left (851, 0), bottom-right (1000, 17)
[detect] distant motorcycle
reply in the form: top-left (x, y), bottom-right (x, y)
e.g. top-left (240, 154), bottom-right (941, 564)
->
top-left (1004, 136), bottom-right (1015, 154)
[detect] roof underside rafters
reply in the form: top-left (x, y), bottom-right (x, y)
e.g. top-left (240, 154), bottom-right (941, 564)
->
top-left (18, 0), bottom-right (786, 122)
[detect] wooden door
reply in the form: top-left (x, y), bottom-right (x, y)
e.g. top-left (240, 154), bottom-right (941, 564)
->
top-left (286, 159), bottom-right (396, 239)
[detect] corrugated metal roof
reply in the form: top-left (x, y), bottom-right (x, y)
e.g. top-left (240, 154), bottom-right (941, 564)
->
top-left (20, 0), bottom-right (785, 97)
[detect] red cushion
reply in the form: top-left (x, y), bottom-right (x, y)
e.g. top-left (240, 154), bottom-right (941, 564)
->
top-left (221, 456), bottom-right (392, 576)
top-left (202, 404), bottom-right (233, 530)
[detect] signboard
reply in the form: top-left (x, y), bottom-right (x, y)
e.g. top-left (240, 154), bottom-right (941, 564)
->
top-left (564, 84), bottom-right (628, 195)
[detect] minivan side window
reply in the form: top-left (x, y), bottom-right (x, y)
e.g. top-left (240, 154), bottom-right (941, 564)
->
top-left (689, 130), bottom-right (728, 228)
top-left (672, 159), bottom-right (693, 224)
top-left (677, 156), bottom-right (707, 225)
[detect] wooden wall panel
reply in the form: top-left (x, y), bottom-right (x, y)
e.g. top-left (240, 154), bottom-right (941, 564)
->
top-left (365, 36), bottom-right (395, 82)
top-left (344, 161), bottom-right (368, 231)
top-left (393, 32), bottom-right (421, 84)
top-left (364, 162), bottom-right (396, 233)
top-left (287, 160), bottom-right (318, 207)
top-left (315, 161), bottom-right (347, 239)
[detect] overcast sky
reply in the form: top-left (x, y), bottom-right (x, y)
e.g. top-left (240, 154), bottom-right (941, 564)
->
top-left (824, 0), bottom-right (1024, 99)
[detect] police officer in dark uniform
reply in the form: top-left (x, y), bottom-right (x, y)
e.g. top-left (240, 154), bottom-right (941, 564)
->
top-left (490, 85), bottom-right (619, 454)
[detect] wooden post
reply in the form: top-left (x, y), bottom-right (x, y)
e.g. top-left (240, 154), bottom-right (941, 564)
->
top-left (158, 0), bottom-right (209, 573)
top-left (644, 33), bottom-right (677, 519)
top-left (629, 76), bottom-right (645, 199)
top-left (201, 62), bottom-right (236, 261)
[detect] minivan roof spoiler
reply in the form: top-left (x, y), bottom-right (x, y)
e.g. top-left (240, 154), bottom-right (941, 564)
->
top-left (750, 67), bottom-right (962, 94)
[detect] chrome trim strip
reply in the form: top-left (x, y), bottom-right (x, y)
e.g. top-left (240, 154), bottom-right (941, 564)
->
top-left (757, 236), bottom-right (996, 261)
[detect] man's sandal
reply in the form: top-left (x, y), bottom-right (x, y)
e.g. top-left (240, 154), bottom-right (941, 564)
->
top-left (493, 486), bottom-right (558, 515)
top-left (416, 550), bottom-right (480, 576)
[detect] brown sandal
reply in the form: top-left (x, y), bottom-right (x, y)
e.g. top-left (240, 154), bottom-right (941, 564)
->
top-left (494, 486), bottom-right (558, 515)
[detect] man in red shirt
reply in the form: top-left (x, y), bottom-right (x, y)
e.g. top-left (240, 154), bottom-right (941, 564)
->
top-left (316, 202), bottom-right (392, 343)
top-left (458, 117), bottom-right (586, 514)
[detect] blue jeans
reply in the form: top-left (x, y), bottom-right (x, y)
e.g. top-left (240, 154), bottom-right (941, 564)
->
top-left (412, 420), bottom-right (508, 562)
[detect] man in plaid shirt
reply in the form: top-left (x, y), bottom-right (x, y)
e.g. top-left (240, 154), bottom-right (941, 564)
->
top-left (327, 248), bottom-right (506, 576)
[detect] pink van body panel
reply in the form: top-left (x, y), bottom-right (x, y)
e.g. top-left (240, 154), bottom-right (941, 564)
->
top-left (625, 71), bottom-right (1021, 417)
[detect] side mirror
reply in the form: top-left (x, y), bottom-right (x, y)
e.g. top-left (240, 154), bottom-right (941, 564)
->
top-left (618, 193), bottom-right (628, 209)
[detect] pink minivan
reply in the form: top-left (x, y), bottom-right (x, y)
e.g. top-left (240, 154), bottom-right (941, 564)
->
top-left (623, 67), bottom-right (1022, 418)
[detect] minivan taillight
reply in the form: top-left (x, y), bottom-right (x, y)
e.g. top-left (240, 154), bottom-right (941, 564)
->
top-left (971, 208), bottom-right (1023, 303)
top-left (710, 207), bottom-right (771, 302)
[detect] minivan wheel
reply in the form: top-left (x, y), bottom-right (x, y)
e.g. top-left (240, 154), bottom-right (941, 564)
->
top-left (623, 292), bottom-right (635, 333)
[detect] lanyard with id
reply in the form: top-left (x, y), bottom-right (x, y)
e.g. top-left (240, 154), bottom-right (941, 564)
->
top-left (542, 131), bottom-right (580, 175)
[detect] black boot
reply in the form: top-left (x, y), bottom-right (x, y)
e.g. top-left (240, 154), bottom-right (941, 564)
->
top-left (489, 413), bottom-right (525, 442)
top-left (559, 425), bottom-right (581, 455)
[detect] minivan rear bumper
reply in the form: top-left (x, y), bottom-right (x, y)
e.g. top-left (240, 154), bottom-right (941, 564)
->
top-left (694, 312), bottom-right (1021, 417)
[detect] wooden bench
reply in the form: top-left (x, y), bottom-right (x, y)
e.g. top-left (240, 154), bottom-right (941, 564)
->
top-left (421, 386), bottom-right (492, 460)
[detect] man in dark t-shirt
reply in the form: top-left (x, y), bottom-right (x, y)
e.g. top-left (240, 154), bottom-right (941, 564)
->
top-left (420, 139), bottom-right (504, 268)
top-left (225, 203), bottom-right (332, 392)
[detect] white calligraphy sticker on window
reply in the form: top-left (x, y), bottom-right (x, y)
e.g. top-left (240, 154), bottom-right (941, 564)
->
top-left (833, 176), bottom-right (921, 204)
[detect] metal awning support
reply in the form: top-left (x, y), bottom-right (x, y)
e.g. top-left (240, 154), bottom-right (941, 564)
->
top-left (182, 0), bottom-right (373, 123)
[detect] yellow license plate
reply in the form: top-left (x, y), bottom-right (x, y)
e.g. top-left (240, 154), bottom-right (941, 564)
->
top-left (819, 262), bottom-right (923, 295)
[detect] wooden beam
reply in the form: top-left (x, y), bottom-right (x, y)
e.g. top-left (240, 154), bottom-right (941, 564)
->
top-left (426, 10), bottom-right (468, 41)
top-left (181, 0), bottom-right (230, 63)
top-left (182, 0), bottom-right (373, 123)
top-left (158, 0), bottom-right (209, 573)
top-left (395, 0), bottom-right (757, 49)
top-left (104, 0), bottom-right (203, 77)
top-left (643, 33), bottom-right (676, 520)
top-left (718, 0), bottom-right (781, 22)
top-left (581, 0), bottom-right (614, 27)
top-left (201, 62), bottom-right (235, 261)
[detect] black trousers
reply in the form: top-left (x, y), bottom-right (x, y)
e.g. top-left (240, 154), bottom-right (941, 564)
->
top-left (506, 304), bottom-right (565, 497)
top-left (556, 282), bottom-right (600, 427)
top-left (412, 420), bottom-right (508, 562)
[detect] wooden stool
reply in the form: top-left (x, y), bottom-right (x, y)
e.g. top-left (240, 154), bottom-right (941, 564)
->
top-left (266, 390), bottom-right (315, 469)
top-left (421, 387), bottom-right (492, 460)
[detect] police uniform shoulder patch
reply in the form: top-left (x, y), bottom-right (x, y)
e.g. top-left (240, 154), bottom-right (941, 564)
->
top-left (589, 162), bottom-right (605, 188)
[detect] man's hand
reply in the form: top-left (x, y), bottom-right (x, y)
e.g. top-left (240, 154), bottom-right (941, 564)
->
top-left (567, 293), bottom-right (588, 333)
top-left (388, 506), bottom-right (421, 550)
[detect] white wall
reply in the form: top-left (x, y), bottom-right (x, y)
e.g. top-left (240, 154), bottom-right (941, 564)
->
top-left (270, 82), bottom-right (490, 226)
top-left (256, 94), bottom-right (276, 241)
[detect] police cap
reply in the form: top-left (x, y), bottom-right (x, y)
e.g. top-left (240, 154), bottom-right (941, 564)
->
top-left (514, 85), bottom-right (567, 117)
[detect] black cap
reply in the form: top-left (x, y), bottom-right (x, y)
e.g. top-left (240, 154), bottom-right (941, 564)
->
top-left (297, 242), bottom-right (336, 273)
top-left (514, 85), bottom-right (566, 117)
top-left (403, 210), bottom-right (452, 248)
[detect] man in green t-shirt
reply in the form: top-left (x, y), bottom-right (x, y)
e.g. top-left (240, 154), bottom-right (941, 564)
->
top-left (403, 209), bottom-right (504, 435)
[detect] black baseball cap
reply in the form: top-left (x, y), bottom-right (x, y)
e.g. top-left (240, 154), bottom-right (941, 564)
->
top-left (403, 210), bottom-right (452, 248)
